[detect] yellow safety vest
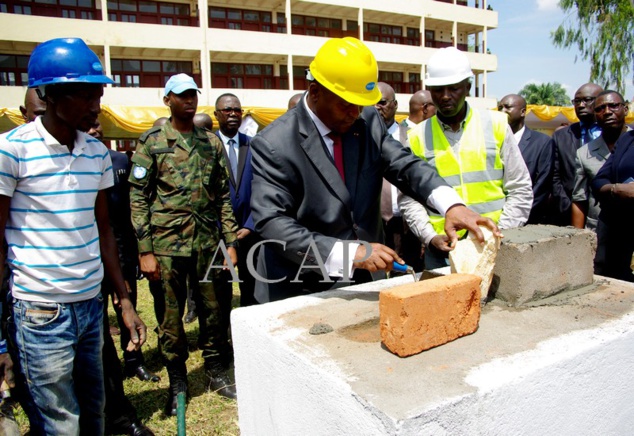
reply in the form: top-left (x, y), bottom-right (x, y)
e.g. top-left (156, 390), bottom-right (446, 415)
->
top-left (408, 108), bottom-right (507, 236)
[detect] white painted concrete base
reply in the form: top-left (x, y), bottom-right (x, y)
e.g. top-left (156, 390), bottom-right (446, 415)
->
top-left (232, 275), bottom-right (634, 435)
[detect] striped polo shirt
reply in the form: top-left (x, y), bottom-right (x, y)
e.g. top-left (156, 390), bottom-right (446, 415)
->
top-left (0, 117), bottom-right (114, 303)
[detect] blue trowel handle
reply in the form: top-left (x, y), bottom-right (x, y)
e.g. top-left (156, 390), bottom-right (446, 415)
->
top-left (392, 261), bottom-right (409, 273)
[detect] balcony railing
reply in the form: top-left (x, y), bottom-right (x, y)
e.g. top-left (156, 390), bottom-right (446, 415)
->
top-left (435, 0), bottom-right (469, 6)
top-left (0, 0), bottom-right (101, 20)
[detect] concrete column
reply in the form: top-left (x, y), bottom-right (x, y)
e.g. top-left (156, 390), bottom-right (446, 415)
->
top-left (198, 0), bottom-right (211, 104)
top-left (99, 0), bottom-right (107, 22)
top-left (99, 0), bottom-right (110, 83)
top-left (288, 54), bottom-right (294, 90)
top-left (358, 8), bottom-right (364, 41)
top-left (102, 44), bottom-right (111, 77)
top-left (285, 0), bottom-right (291, 34)
top-left (419, 15), bottom-right (425, 47)
top-left (452, 21), bottom-right (457, 47)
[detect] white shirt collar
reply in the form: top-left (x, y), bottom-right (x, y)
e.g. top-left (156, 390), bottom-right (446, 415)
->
top-left (216, 130), bottom-right (239, 145)
top-left (34, 116), bottom-right (86, 153)
top-left (303, 94), bottom-right (332, 138)
top-left (386, 121), bottom-right (399, 136)
top-left (514, 125), bottom-right (526, 144)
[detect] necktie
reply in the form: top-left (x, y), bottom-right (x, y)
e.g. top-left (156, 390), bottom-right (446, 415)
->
top-left (328, 132), bottom-right (345, 182)
top-left (228, 139), bottom-right (238, 179)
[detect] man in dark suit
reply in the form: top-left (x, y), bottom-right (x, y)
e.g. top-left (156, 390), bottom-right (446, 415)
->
top-left (214, 93), bottom-right (258, 308)
top-left (551, 83), bottom-right (603, 225)
top-left (376, 82), bottom-right (423, 272)
top-left (498, 94), bottom-right (554, 224)
top-left (250, 37), bottom-right (499, 303)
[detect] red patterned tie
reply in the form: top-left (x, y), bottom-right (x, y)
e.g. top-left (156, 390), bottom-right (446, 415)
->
top-left (328, 132), bottom-right (345, 183)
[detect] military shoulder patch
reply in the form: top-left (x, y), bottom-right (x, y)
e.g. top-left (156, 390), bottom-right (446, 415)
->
top-left (132, 165), bottom-right (148, 179)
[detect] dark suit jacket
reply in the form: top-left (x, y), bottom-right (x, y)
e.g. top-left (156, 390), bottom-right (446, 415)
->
top-left (517, 127), bottom-right (554, 224)
top-left (215, 131), bottom-right (254, 230)
top-left (107, 150), bottom-right (138, 275)
top-left (592, 130), bottom-right (634, 225)
top-left (591, 130), bottom-right (634, 281)
top-left (551, 123), bottom-right (582, 223)
top-left (250, 104), bottom-right (448, 302)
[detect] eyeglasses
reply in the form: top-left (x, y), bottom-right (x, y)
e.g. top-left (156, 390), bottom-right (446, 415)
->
top-left (571, 97), bottom-right (596, 106)
top-left (594, 102), bottom-right (625, 113)
top-left (217, 107), bottom-right (243, 115)
top-left (376, 99), bottom-right (395, 106)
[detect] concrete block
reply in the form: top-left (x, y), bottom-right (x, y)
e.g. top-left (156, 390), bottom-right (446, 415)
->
top-left (380, 273), bottom-right (482, 357)
top-left (233, 275), bottom-right (634, 436)
top-left (491, 225), bottom-right (596, 306)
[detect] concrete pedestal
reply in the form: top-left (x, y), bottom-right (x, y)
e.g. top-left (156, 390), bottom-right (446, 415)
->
top-left (233, 275), bottom-right (634, 435)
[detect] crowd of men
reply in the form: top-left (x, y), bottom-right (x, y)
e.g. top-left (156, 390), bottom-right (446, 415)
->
top-left (0, 35), bottom-right (631, 435)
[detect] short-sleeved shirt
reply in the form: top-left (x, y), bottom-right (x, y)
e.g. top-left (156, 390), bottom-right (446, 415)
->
top-left (0, 117), bottom-right (114, 303)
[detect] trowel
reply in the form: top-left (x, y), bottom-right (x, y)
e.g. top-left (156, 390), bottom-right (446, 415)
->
top-left (392, 262), bottom-right (419, 282)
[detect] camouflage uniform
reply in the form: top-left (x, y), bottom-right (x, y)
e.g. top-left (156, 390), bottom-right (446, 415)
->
top-left (129, 123), bottom-right (238, 367)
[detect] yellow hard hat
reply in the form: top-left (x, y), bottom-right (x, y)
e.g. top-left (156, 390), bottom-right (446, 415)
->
top-left (308, 37), bottom-right (381, 106)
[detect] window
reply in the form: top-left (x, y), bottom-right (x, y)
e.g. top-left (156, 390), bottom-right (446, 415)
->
top-left (0, 54), bottom-right (29, 86)
top-left (211, 62), bottom-right (286, 90)
top-left (408, 73), bottom-right (421, 94)
top-left (378, 71), bottom-right (420, 94)
top-left (115, 140), bottom-right (136, 152)
top-left (406, 27), bottom-right (421, 46)
top-left (209, 7), bottom-right (284, 33)
top-left (111, 58), bottom-right (198, 88)
top-left (108, 0), bottom-right (195, 26)
top-left (292, 65), bottom-right (308, 91)
top-left (291, 14), bottom-right (343, 37)
top-left (1, 0), bottom-right (99, 19)
top-left (364, 23), bottom-right (418, 46)
top-left (377, 71), bottom-right (422, 94)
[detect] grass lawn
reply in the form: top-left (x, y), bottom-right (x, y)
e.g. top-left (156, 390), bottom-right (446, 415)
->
top-left (14, 279), bottom-right (241, 435)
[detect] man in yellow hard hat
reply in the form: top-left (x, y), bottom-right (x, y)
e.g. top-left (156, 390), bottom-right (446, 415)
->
top-left (399, 47), bottom-right (532, 270)
top-left (249, 37), bottom-right (500, 302)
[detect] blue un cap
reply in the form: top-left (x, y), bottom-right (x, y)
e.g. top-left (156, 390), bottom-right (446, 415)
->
top-left (164, 73), bottom-right (200, 96)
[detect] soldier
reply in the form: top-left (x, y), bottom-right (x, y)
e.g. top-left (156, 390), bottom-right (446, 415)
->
top-left (129, 73), bottom-right (239, 416)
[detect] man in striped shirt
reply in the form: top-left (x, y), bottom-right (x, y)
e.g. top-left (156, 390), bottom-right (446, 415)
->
top-left (0, 38), bottom-right (146, 435)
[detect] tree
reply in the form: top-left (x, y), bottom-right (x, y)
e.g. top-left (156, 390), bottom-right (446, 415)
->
top-left (551, 0), bottom-right (634, 94)
top-left (518, 82), bottom-right (570, 106)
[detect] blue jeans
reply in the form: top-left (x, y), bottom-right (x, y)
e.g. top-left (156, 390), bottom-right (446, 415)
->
top-left (11, 294), bottom-right (105, 436)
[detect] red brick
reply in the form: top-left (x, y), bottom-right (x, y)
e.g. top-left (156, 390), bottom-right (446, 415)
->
top-left (380, 274), bottom-right (482, 357)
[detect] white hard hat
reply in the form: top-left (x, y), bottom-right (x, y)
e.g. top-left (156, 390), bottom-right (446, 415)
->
top-left (425, 47), bottom-right (473, 87)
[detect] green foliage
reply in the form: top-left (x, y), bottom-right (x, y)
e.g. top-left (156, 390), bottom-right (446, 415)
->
top-left (552, 0), bottom-right (634, 94)
top-left (518, 82), bottom-right (571, 106)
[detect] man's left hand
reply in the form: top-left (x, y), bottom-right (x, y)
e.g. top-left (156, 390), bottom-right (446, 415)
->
top-left (120, 299), bottom-right (147, 352)
top-left (0, 352), bottom-right (15, 390)
top-left (444, 204), bottom-right (501, 248)
top-left (236, 228), bottom-right (251, 240)
top-left (224, 246), bottom-right (238, 268)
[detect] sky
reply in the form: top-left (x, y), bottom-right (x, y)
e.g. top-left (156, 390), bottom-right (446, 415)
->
top-left (486, 0), bottom-right (634, 102)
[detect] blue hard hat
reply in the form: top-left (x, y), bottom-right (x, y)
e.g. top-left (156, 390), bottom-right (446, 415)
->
top-left (28, 38), bottom-right (114, 88)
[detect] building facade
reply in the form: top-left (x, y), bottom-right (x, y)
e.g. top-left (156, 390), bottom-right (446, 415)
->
top-left (0, 0), bottom-right (498, 140)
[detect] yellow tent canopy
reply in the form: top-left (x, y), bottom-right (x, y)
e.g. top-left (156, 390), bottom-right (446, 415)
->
top-left (1, 104), bottom-right (632, 140)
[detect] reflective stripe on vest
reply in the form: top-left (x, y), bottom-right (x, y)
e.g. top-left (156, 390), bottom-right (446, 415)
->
top-left (408, 108), bottom-right (507, 235)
